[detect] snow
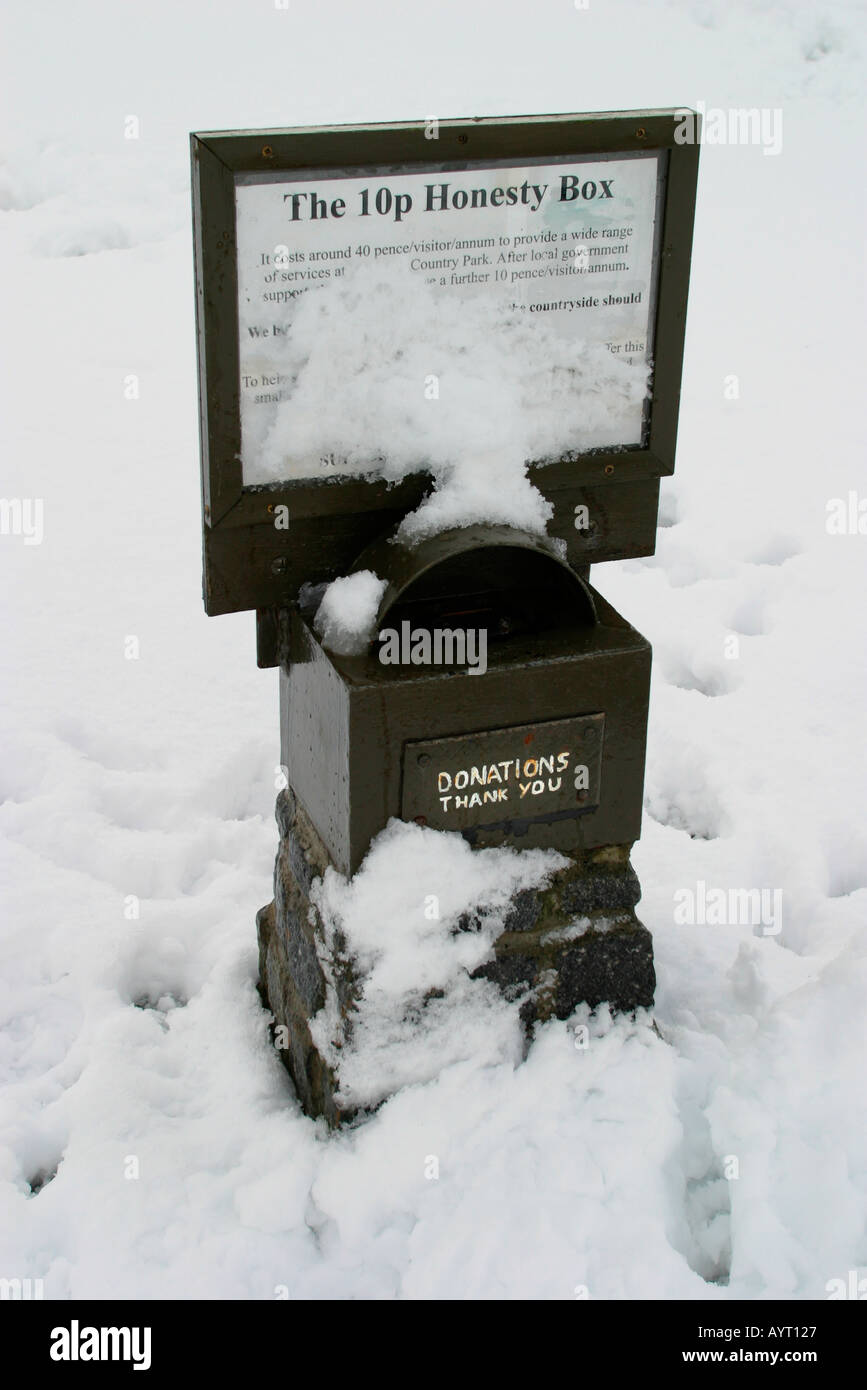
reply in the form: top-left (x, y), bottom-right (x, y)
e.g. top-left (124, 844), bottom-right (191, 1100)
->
top-left (1, 0), bottom-right (866, 1301)
top-left (313, 569), bottom-right (387, 654)
top-left (248, 264), bottom-right (649, 540)
top-left (309, 821), bottom-right (565, 1109)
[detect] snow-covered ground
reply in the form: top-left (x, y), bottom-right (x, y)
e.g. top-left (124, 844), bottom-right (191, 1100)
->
top-left (1, 0), bottom-right (865, 1299)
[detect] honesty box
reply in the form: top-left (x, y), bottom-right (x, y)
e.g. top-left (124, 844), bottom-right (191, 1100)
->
top-left (191, 112), bottom-right (699, 626)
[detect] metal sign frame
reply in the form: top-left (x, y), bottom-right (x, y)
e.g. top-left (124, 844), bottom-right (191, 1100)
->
top-left (191, 111), bottom-right (699, 620)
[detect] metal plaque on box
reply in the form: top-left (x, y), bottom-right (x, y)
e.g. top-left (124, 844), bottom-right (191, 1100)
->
top-left (402, 713), bottom-right (605, 833)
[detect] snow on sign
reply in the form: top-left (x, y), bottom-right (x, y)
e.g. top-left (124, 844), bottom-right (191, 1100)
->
top-left (235, 152), bottom-right (662, 485)
top-left (191, 113), bottom-right (698, 619)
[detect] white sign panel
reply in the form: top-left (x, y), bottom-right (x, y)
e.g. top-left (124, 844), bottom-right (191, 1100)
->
top-left (235, 153), bottom-right (662, 485)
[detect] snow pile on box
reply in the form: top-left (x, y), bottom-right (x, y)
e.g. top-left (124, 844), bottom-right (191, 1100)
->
top-left (312, 569), bottom-right (387, 655)
top-left (307, 820), bottom-right (565, 1109)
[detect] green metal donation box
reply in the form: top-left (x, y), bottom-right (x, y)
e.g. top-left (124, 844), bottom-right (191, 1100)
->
top-left (282, 526), bottom-right (650, 875)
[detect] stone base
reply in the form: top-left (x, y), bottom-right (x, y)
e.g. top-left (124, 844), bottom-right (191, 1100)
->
top-left (257, 789), bottom-right (655, 1126)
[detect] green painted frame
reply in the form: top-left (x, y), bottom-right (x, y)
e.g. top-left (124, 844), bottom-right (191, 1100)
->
top-left (191, 110), bottom-right (699, 616)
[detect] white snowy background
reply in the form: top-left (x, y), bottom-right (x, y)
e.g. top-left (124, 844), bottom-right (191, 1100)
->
top-left (1, 0), bottom-right (865, 1299)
